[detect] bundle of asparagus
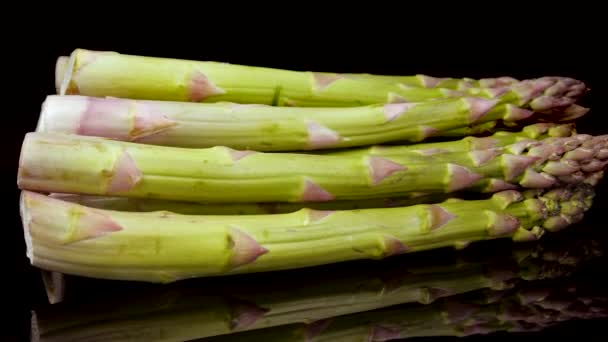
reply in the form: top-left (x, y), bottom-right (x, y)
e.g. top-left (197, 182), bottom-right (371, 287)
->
top-left (16, 48), bottom-right (607, 287)
top-left (30, 228), bottom-right (606, 341)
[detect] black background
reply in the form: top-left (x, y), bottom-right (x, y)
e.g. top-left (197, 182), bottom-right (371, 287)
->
top-left (4, 9), bottom-right (606, 341)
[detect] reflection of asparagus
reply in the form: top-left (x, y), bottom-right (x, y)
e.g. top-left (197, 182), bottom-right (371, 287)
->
top-left (38, 92), bottom-right (583, 151)
top-left (30, 230), bottom-right (604, 341)
top-left (59, 49), bottom-right (587, 112)
top-left (195, 278), bottom-right (608, 342)
top-left (20, 183), bottom-right (596, 283)
top-left (17, 132), bottom-right (607, 203)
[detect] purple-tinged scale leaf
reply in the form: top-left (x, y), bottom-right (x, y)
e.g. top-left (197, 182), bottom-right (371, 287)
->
top-left (312, 73), bottom-right (343, 91)
top-left (502, 155), bottom-right (540, 181)
top-left (447, 164), bottom-right (483, 192)
top-left (301, 179), bottom-right (335, 202)
top-left (486, 211), bottom-right (520, 236)
top-left (542, 160), bottom-right (579, 176)
top-left (227, 148), bottom-right (257, 162)
top-left (484, 179), bottom-right (519, 193)
top-left (25, 192), bottom-right (124, 243)
top-left (188, 71), bottom-right (225, 102)
top-left (369, 156), bottom-right (407, 185)
top-left (470, 149), bottom-right (501, 166)
top-left (427, 204), bottom-right (456, 230)
top-left (519, 170), bottom-right (556, 188)
top-left (383, 235), bottom-right (409, 256)
top-left (419, 75), bottom-right (446, 88)
top-left (465, 97), bottom-right (498, 124)
top-left (131, 103), bottom-right (178, 140)
top-left (503, 105), bottom-right (533, 121)
top-left (418, 125), bottom-right (440, 140)
top-left (484, 86), bottom-right (509, 98)
top-left (564, 148), bottom-right (595, 162)
top-left (597, 149), bottom-right (608, 160)
top-left (560, 104), bottom-right (590, 121)
top-left (383, 102), bottom-right (415, 122)
top-left (581, 160), bottom-right (608, 173)
top-left (308, 209), bottom-right (334, 223)
top-left (228, 227), bottom-right (268, 268)
top-left (306, 121), bottom-right (341, 149)
top-left (107, 151), bottom-right (143, 193)
top-left (506, 141), bottom-right (538, 155)
top-left (527, 144), bottom-right (564, 160)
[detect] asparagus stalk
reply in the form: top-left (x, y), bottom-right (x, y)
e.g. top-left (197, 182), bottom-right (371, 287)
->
top-left (37, 123), bottom-right (577, 216)
top-left (20, 181), bottom-right (596, 283)
top-left (37, 93), bottom-right (581, 151)
top-left (54, 54), bottom-right (576, 92)
top-left (17, 132), bottom-right (607, 203)
top-left (59, 49), bottom-right (587, 113)
top-left (31, 229), bottom-right (603, 341)
top-left (196, 278), bottom-right (608, 342)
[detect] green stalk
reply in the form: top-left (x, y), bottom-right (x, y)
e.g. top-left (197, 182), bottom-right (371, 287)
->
top-left (18, 132), bottom-right (607, 203)
top-left (31, 230), bottom-right (603, 341)
top-left (59, 49), bottom-right (587, 114)
top-left (37, 93), bottom-right (579, 151)
top-left (20, 182), bottom-right (596, 283)
top-left (39, 123), bottom-right (577, 217)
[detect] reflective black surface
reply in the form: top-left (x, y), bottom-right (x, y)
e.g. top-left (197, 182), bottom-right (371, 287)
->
top-left (7, 20), bottom-right (606, 340)
top-left (28, 220), bottom-right (608, 341)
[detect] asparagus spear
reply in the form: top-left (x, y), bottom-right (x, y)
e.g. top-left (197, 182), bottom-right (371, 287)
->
top-left (17, 132), bottom-right (607, 203)
top-left (31, 229), bottom-right (604, 341)
top-left (37, 93), bottom-right (581, 151)
top-left (59, 49), bottom-right (587, 113)
top-left (55, 54), bottom-right (577, 92)
top-left (37, 123), bottom-right (577, 217)
top-left (196, 278), bottom-right (608, 342)
top-left (19, 181), bottom-right (596, 283)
